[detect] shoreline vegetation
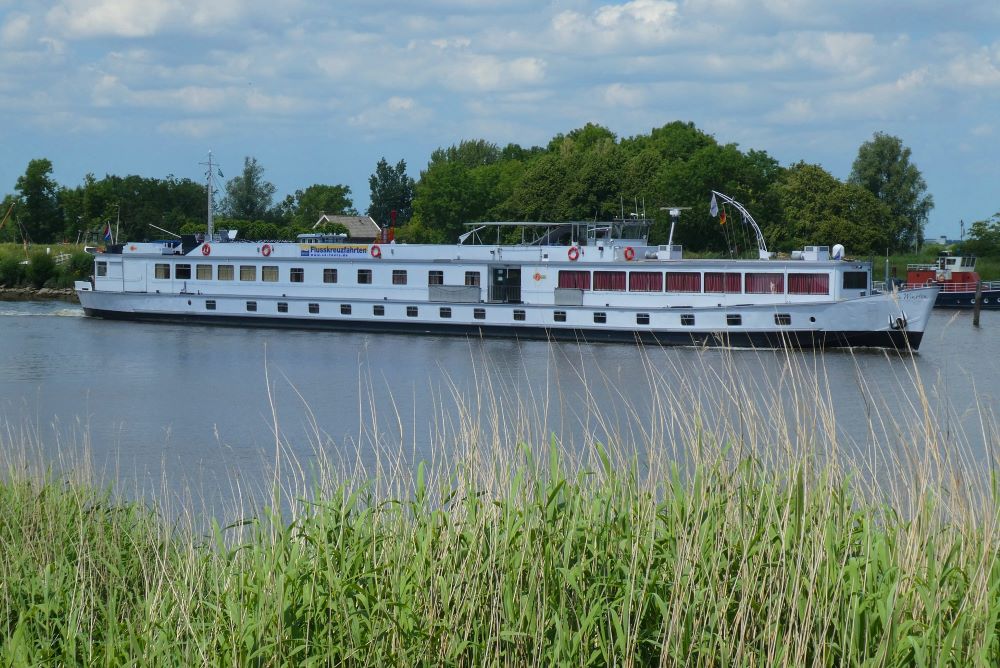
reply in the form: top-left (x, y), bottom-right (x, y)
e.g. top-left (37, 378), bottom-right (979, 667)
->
top-left (1, 348), bottom-right (998, 665)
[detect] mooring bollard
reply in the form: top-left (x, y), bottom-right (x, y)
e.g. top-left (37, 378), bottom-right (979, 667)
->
top-left (973, 280), bottom-right (983, 327)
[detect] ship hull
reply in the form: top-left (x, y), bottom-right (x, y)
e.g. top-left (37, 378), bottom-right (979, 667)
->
top-left (77, 288), bottom-right (933, 351)
top-left (934, 289), bottom-right (1000, 309)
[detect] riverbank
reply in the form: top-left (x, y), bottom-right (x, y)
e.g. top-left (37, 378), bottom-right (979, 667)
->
top-left (0, 286), bottom-right (77, 301)
top-left (2, 444), bottom-right (997, 665)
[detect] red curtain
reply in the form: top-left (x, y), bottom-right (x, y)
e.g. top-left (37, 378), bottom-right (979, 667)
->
top-left (666, 272), bottom-right (701, 293)
top-left (705, 272), bottom-right (742, 293)
top-left (558, 271), bottom-right (591, 290)
top-left (788, 273), bottom-right (829, 295)
top-left (594, 271), bottom-right (627, 291)
top-left (745, 273), bottom-right (784, 294)
top-left (629, 272), bottom-right (663, 292)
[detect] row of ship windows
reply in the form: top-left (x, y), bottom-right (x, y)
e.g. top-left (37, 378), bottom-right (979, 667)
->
top-left (557, 270), bottom-right (867, 295)
top-left (207, 299), bottom-right (796, 327)
top-left (97, 262), bottom-right (865, 296)
top-left (138, 263), bottom-right (479, 286)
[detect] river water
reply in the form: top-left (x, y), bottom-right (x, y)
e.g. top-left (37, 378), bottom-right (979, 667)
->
top-left (1, 300), bottom-right (997, 517)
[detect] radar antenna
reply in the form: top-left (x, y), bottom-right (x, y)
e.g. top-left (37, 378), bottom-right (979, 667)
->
top-left (659, 206), bottom-right (691, 247)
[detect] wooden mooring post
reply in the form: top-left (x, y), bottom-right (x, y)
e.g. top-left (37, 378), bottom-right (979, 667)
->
top-left (973, 280), bottom-right (983, 327)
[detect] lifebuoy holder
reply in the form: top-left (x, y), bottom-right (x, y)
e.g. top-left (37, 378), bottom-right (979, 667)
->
top-left (370, 245), bottom-right (382, 259)
top-left (261, 243), bottom-right (272, 257)
top-left (201, 243), bottom-right (211, 256)
top-left (567, 246), bottom-right (580, 261)
top-left (623, 246), bottom-right (635, 261)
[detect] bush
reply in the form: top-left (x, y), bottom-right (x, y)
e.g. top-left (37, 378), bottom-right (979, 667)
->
top-left (48, 252), bottom-right (94, 288)
top-left (0, 256), bottom-right (24, 287)
top-left (25, 251), bottom-right (56, 288)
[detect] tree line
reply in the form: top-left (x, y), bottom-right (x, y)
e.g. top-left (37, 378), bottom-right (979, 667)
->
top-left (1, 121), bottom-right (960, 255)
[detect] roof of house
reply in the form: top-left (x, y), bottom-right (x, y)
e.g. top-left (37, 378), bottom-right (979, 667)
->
top-left (314, 214), bottom-right (381, 239)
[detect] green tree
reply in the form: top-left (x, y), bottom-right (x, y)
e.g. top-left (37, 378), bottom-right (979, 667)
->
top-left (367, 158), bottom-right (414, 227)
top-left (963, 214), bottom-right (1000, 256)
top-left (220, 156), bottom-right (277, 221)
top-left (621, 121), bottom-right (716, 163)
top-left (848, 132), bottom-right (933, 251)
top-left (507, 153), bottom-right (571, 221)
top-left (15, 159), bottom-right (62, 242)
top-left (775, 162), bottom-right (892, 254)
top-left (283, 184), bottom-right (355, 228)
top-left (411, 161), bottom-right (476, 243)
top-left (430, 139), bottom-right (502, 168)
top-left (410, 140), bottom-right (528, 241)
top-left (63, 173), bottom-right (205, 243)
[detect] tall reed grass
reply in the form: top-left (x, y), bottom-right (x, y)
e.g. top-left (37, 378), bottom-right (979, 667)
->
top-left (1, 345), bottom-right (998, 665)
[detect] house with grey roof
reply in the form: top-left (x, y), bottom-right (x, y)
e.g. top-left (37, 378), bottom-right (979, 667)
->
top-left (313, 214), bottom-right (382, 242)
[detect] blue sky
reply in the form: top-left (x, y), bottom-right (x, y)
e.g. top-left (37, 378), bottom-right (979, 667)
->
top-left (2, 0), bottom-right (999, 239)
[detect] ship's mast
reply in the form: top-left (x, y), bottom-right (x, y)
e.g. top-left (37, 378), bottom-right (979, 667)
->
top-left (203, 151), bottom-right (216, 240)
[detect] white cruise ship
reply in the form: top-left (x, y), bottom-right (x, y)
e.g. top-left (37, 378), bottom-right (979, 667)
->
top-left (75, 193), bottom-right (938, 350)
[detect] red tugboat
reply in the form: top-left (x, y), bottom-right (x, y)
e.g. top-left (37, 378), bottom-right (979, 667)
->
top-left (906, 253), bottom-right (1000, 308)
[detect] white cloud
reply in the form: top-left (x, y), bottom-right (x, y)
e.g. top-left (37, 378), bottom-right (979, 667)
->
top-left (442, 55), bottom-right (545, 91)
top-left (47, 0), bottom-right (177, 38)
top-left (784, 32), bottom-right (878, 75)
top-left (601, 83), bottom-right (646, 107)
top-left (551, 0), bottom-right (679, 52)
top-left (348, 96), bottom-right (431, 131)
top-left (157, 119), bottom-right (226, 138)
top-left (942, 46), bottom-right (1000, 88)
top-left (44, 0), bottom-right (281, 38)
top-left (768, 67), bottom-right (930, 124)
top-left (0, 12), bottom-right (32, 47)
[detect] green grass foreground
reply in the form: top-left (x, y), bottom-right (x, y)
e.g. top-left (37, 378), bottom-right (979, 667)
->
top-left (2, 446), bottom-right (998, 666)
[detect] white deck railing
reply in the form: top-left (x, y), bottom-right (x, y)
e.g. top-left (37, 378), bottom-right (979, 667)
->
top-left (874, 280), bottom-right (1000, 294)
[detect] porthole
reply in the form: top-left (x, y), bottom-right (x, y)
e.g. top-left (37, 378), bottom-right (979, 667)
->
top-left (809, 316), bottom-right (816, 323)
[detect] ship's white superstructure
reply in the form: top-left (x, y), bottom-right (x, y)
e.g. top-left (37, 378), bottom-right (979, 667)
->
top-left (75, 210), bottom-right (937, 349)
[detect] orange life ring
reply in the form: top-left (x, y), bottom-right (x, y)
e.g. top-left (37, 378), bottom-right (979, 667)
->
top-left (261, 243), bottom-right (272, 257)
top-left (370, 244), bottom-right (382, 259)
top-left (624, 246), bottom-right (635, 261)
top-left (567, 246), bottom-right (580, 261)
top-left (201, 243), bottom-right (211, 256)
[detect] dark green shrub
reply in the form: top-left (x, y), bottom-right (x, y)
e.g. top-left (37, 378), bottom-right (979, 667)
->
top-left (25, 251), bottom-right (56, 288)
top-left (0, 256), bottom-right (25, 287)
top-left (66, 252), bottom-right (95, 280)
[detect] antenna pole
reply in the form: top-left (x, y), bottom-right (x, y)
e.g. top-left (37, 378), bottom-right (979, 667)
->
top-left (204, 151), bottom-right (216, 240)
